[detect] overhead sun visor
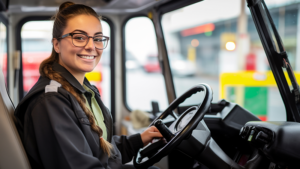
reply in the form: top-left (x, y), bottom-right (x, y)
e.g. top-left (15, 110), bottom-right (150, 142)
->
top-left (0, 0), bottom-right (8, 11)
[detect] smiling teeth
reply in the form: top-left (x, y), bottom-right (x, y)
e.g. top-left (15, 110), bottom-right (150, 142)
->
top-left (80, 55), bottom-right (94, 59)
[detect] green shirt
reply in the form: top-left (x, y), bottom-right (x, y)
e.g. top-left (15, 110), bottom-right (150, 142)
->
top-left (82, 85), bottom-right (107, 140)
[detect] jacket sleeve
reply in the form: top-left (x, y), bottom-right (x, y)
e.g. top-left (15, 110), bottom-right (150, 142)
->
top-left (30, 93), bottom-right (104, 169)
top-left (112, 133), bottom-right (144, 164)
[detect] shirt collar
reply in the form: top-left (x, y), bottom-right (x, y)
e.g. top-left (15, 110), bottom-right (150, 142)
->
top-left (83, 84), bottom-right (95, 98)
top-left (52, 62), bottom-right (87, 94)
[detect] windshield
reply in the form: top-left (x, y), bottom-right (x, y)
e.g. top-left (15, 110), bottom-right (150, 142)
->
top-left (161, 0), bottom-right (289, 121)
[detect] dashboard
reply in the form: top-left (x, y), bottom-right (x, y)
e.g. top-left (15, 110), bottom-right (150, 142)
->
top-left (137, 100), bottom-right (300, 169)
top-left (240, 121), bottom-right (300, 168)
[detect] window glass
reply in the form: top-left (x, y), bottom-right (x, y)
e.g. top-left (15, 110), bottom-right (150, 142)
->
top-left (0, 22), bottom-right (7, 87)
top-left (161, 0), bottom-right (286, 121)
top-left (125, 17), bottom-right (168, 111)
top-left (21, 20), bottom-right (111, 109)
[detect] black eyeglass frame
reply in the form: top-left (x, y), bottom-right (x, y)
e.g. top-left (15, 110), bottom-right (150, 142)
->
top-left (57, 32), bottom-right (110, 50)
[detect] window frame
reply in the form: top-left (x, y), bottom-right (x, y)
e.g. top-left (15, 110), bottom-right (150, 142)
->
top-left (16, 16), bottom-right (116, 121)
top-left (122, 14), bottom-right (166, 112)
top-left (157, 0), bottom-right (205, 100)
top-left (121, 1), bottom-right (204, 113)
top-left (156, 0), bottom-right (208, 114)
top-left (0, 13), bottom-right (9, 91)
top-left (16, 16), bottom-right (52, 102)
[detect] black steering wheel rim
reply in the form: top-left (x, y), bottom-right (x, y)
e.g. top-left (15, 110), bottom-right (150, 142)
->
top-left (134, 83), bottom-right (213, 169)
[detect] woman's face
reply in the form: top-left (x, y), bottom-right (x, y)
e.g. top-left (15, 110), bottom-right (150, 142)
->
top-left (54, 14), bottom-right (103, 77)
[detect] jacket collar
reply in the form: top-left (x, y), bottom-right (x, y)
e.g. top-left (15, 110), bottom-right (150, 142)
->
top-left (52, 62), bottom-right (88, 94)
top-left (52, 62), bottom-right (110, 139)
top-left (52, 62), bottom-right (101, 97)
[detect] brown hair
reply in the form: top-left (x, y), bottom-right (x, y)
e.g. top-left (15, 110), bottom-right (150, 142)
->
top-left (39, 1), bottom-right (112, 156)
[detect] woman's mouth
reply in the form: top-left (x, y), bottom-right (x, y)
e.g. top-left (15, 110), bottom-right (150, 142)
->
top-left (77, 55), bottom-right (95, 60)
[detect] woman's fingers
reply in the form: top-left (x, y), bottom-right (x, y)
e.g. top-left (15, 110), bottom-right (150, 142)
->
top-left (141, 126), bottom-right (164, 146)
top-left (150, 126), bottom-right (161, 132)
top-left (150, 130), bottom-right (163, 137)
top-left (148, 126), bottom-right (163, 138)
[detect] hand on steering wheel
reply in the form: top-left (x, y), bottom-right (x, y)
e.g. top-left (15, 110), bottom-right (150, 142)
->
top-left (134, 83), bottom-right (213, 169)
top-left (140, 126), bottom-right (163, 147)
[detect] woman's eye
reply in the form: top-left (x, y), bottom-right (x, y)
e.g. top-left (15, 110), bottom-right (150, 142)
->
top-left (74, 36), bottom-right (86, 40)
top-left (94, 38), bottom-right (104, 42)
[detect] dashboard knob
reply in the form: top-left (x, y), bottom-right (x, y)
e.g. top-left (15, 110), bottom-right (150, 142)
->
top-left (248, 129), bottom-right (255, 142)
top-left (239, 127), bottom-right (245, 136)
top-left (240, 126), bottom-right (251, 139)
top-left (255, 131), bottom-right (272, 144)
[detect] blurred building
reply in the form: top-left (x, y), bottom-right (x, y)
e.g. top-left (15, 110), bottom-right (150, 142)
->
top-left (173, 3), bottom-right (300, 75)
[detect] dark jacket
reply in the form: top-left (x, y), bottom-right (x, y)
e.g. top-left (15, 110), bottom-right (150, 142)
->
top-left (14, 62), bottom-right (143, 169)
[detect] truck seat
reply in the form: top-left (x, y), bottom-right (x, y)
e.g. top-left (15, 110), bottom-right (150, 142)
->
top-left (0, 68), bottom-right (30, 169)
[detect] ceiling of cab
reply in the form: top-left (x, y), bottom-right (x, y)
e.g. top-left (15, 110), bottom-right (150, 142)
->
top-left (8, 0), bottom-right (170, 14)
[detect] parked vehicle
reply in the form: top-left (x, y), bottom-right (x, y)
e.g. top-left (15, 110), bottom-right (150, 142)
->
top-left (143, 54), bottom-right (161, 73)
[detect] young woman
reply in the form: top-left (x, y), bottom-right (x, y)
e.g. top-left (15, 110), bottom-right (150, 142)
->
top-left (14, 1), bottom-right (162, 169)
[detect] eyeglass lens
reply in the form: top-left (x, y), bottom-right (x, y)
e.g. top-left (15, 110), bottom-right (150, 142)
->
top-left (72, 34), bottom-right (108, 49)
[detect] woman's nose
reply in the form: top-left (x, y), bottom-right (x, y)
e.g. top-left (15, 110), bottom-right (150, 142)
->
top-left (85, 37), bottom-right (95, 50)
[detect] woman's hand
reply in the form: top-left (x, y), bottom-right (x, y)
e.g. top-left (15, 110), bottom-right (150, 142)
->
top-left (140, 126), bottom-right (163, 146)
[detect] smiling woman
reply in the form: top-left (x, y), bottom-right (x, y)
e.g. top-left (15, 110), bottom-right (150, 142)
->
top-left (52, 14), bottom-right (104, 82)
top-left (14, 1), bottom-right (162, 169)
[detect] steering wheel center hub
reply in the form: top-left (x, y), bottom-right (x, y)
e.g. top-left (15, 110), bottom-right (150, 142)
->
top-left (176, 106), bottom-right (198, 131)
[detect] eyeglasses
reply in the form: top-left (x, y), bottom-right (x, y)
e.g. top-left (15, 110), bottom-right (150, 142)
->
top-left (58, 32), bottom-right (109, 50)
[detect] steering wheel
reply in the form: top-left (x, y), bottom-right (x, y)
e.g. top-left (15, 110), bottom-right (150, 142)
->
top-left (133, 83), bottom-right (213, 169)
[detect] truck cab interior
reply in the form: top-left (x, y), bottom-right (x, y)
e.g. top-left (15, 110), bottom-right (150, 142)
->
top-left (1, 0), bottom-right (300, 169)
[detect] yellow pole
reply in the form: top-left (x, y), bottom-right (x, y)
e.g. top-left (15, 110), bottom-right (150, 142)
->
top-left (187, 46), bottom-right (196, 62)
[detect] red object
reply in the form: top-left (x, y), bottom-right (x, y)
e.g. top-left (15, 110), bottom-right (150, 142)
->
top-left (143, 55), bottom-right (161, 73)
top-left (1, 53), bottom-right (7, 84)
top-left (22, 52), bottom-right (49, 92)
top-left (181, 23), bottom-right (215, 37)
top-left (238, 154), bottom-right (250, 166)
top-left (245, 53), bottom-right (256, 71)
top-left (257, 116), bottom-right (267, 121)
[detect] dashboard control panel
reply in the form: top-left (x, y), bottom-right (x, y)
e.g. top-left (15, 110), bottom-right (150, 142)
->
top-left (240, 125), bottom-right (274, 146)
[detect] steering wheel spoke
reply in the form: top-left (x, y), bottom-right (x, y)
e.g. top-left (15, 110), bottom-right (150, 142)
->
top-left (170, 110), bottom-right (179, 119)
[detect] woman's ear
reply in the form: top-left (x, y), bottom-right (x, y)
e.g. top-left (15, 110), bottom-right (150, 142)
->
top-left (53, 38), bottom-right (60, 53)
